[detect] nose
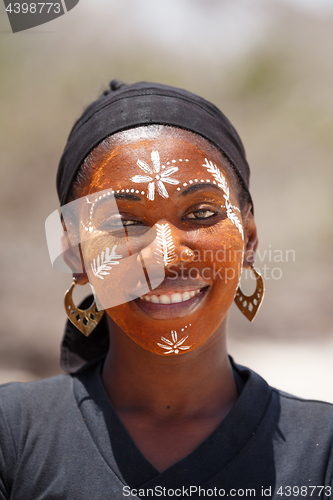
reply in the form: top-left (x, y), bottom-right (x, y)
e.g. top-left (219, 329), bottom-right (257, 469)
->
top-left (138, 221), bottom-right (195, 267)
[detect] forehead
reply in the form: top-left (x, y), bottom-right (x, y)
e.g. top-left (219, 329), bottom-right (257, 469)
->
top-left (84, 127), bottom-right (231, 196)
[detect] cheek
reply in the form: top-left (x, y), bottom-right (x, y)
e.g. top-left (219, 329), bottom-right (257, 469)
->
top-left (81, 235), bottom-right (146, 310)
top-left (191, 224), bottom-right (244, 341)
top-left (188, 220), bottom-right (244, 283)
top-left (103, 223), bottom-right (244, 356)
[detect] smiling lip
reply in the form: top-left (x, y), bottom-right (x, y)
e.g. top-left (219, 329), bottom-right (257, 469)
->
top-left (133, 278), bottom-right (210, 319)
top-left (140, 288), bottom-right (201, 304)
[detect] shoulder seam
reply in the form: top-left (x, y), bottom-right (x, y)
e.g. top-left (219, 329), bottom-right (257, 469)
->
top-left (272, 388), bottom-right (333, 407)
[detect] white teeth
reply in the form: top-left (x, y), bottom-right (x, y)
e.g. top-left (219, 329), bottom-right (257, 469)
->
top-left (159, 295), bottom-right (171, 304)
top-left (140, 288), bottom-right (203, 304)
top-left (171, 293), bottom-right (182, 304)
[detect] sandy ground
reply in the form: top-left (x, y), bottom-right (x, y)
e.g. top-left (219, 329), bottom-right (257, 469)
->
top-left (1, 337), bottom-right (332, 404)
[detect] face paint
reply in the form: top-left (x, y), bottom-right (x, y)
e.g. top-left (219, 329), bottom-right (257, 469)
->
top-left (90, 245), bottom-right (123, 280)
top-left (202, 158), bottom-right (243, 240)
top-left (130, 150), bottom-right (180, 201)
top-left (157, 328), bottom-right (192, 354)
top-left (82, 152), bottom-right (243, 248)
top-left (154, 223), bottom-right (176, 266)
top-left (70, 129), bottom-right (245, 355)
top-left (225, 199), bottom-right (244, 240)
top-left (202, 158), bottom-right (230, 199)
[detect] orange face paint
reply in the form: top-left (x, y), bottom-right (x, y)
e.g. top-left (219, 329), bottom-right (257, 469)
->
top-left (78, 128), bottom-right (244, 355)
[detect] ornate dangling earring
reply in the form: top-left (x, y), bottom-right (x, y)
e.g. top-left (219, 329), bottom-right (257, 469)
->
top-left (234, 264), bottom-right (265, 322)
top-left (64, 277), bottom-right (104, 336)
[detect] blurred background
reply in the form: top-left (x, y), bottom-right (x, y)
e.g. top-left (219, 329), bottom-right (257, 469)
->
top-left (0, 0), bottom-right (332, 401)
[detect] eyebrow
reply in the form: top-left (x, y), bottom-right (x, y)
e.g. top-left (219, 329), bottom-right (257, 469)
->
top-left (181, 183), bottom-right (224, 197)
top-left (91, 192), bottom-right (142, 214)
top-left (114, 192), bottom-right (141, 202)
top-left (93, 192), bottom-right (141, 206)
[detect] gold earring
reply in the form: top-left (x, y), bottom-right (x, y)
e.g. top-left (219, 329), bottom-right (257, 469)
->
top-left (64, 278), bottom-right (104, 336)
top-left (234, 265), bottom-right (265, 322)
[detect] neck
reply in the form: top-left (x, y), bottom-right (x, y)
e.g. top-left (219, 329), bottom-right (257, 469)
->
top-left (102, 316), bottom-right (238, 420)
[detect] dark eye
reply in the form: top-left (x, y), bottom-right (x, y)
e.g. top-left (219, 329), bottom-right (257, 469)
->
top-left (97, 216), bottom-right (142, 233)
top-left (121, 219), bottom-right (141, 227)
top-left (183, 209), bottom-right (217, 220)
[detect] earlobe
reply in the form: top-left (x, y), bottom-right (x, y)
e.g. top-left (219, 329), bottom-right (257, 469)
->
top-left (243, 207), bottom-right (258, 269)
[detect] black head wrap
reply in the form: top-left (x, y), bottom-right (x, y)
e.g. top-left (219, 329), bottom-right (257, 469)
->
top-left (57, 80), bottom-right (252, 208)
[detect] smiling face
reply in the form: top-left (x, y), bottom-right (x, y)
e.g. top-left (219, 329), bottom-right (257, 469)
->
top-left (73, 126), bottom-right (246, 355)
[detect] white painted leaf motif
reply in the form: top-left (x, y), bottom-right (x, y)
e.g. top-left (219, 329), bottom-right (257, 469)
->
top-left (161, 166), bottom-right (179, 178)
top-left (154, 223), bottom-right (176, 266)
top-left (174, 335), bottom-right (189, 348)
top-left (161, 177), bottom-right (179, 185)
top-left (203, 158), bottom-right (229, 199)
top-left (91, 245), bottom-right (123, 280)
top-left (160, 336), bottom-right (173, 346)
top-left (202, 158), bottom-right (243, 239)
top-left (158, 343), bottom-right (174, 351)
top-left (157, 180), bottom-right (169, 199)
top-left (131, 175), bottom-right (153, 183)
top-left (148, 182), bottom-right (155, 201)
top-left (225, 199), bottom-right (244, 240)
top-left (137, 159), bottom-right (152, 174)
top-left (151, 150), bottom-right (160, 173)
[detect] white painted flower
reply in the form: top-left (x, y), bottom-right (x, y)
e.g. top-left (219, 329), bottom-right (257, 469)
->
top-left (157, 330), bottom-right (191, 354)
top-left (91, 245), bottom-right (123, 280)
top-left (130, 150), bottom-right (179, 201)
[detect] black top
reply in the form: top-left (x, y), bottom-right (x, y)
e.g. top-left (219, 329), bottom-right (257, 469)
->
top-left (0, 359), bottom-right (332, 499)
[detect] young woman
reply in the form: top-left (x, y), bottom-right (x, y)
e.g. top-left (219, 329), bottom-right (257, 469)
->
top-left (0, 81), bottom-right (332, 499)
